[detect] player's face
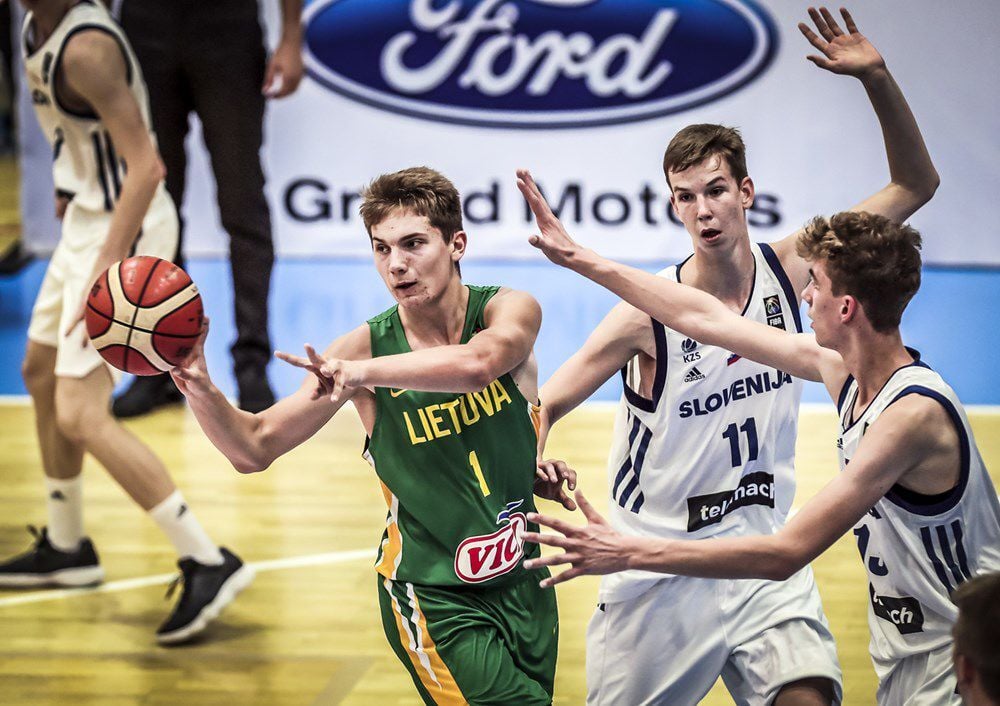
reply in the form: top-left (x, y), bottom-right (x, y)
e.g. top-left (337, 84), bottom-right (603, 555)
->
top-left (370, 210), bottom-right (465, 308)
top-left (802, 260), bottom-right (840, 348)
top-left (668, 156), bottom-right (754, 254)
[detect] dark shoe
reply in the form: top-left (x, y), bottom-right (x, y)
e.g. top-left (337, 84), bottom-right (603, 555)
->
top-left (112, 374), bottom-right (184, 418)
top-left (0, 526), bottom-right (104, 587)
top-left (156, 548), bottom-right (254, 645)
top-left (237, 368), bottom-right (275, 413)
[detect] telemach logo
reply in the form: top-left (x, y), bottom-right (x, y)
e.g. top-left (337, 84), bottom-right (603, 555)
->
top-left (686, 471), bottom-right (775, 532)
top-left (869, 584), bottom-right (925, 635)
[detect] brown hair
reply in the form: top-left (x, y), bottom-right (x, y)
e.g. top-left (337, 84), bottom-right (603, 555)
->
top-left (662, 124), bottom-right (748, 189)
top-left (360, 166), bottom-right (464, 243)
top-left (796, 212), bottom-right (922, 333)
top-left (953, 573), bottom-right (1000, 701)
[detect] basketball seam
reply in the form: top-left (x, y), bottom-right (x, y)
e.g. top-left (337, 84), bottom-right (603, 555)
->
top-left (147, 287), bottom-right (202, 364)
top-left (123, 258), bottom-right (164, 373)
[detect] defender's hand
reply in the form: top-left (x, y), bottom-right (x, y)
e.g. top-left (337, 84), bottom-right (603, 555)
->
top-left (517, 168), bottom-right (587, 268)
top-left (522, 491), bottom-right (632, 587)
top-left (534, 458), bottom-right (579, 511)
top-left (799, 7), bottom-right (885, 78)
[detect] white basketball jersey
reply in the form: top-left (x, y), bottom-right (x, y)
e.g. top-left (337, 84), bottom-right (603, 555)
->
top-left (836, 356), bottom-right (1000, 679)
top-left (600, 242), bottom-right (803, 602)
top-left (22, 1), bottom-right (158, 215)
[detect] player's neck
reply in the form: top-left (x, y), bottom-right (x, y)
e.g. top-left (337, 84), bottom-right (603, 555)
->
top-left (683, 237), bottom-right (755, 312)
top-left (397, 277), bottom-right (469, 348)
top-left (31, 0), bottom-right (76, 42)
top-left (842, 328), bottom-right (913, 408)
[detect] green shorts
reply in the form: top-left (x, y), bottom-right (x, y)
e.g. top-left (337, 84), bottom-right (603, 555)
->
top-left (377, 572), bottom-right (558, 705)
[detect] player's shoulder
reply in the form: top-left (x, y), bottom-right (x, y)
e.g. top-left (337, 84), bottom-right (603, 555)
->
top-left (872, 391), bottom-right (955, 456)
top-left (483, 286), bottom-right (541, 321)
top-left (326, 323), bottom-right (372, 361)
top-left (60, 26), bottom-right (128, 87)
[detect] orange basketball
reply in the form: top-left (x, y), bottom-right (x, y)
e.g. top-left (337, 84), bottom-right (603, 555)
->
top-left (85, 256), bottom-right (204, 375)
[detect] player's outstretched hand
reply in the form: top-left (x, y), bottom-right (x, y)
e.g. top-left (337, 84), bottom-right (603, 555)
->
top-left (534, 458), bottom-right (579, 511)
top-left (517, 168), bottom-right (586, 269)
top-left (171, 317), bottom-right (211, 397)
top-left (799, 7), bottom-right (885, 78)
top-left (522, 491), bottom-right (633, 587)
top-left (276, 345), bottom-right (360, 404)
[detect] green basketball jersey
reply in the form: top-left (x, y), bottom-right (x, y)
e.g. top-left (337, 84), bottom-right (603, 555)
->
top-left (366, 285), bottom-right (542, 588)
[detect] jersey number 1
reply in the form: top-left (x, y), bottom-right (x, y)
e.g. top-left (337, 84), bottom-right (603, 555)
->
top-left (469, 451), bottom-right (491, 497)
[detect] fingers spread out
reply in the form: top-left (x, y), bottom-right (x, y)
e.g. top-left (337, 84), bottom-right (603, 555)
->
top-left (575, 490), bottom-right (605, 525)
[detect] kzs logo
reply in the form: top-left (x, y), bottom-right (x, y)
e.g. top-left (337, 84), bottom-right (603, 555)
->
top-left (303, 0), bottom-right (778, 128)
top-left (681, 337), bottom-right (700, 363)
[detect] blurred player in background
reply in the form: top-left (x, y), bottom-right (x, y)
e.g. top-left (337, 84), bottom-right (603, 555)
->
top-left (173, 167), bottom-right (566, 704)
top-left (112, 0), bottom-right (304, 416)
top-left (526, 7), bottom-right (938, 706)
top-left (0, 0), bottom-right (250, 645)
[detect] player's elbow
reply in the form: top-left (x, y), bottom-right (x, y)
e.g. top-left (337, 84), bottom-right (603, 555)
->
top-left (232, 455), bottom-right (270, 475)
top-left (459, 349), bottom-right (502, 392)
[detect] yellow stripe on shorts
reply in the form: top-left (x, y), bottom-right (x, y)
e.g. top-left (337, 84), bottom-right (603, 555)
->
top-left (384, 578), bottom-right (466, 705)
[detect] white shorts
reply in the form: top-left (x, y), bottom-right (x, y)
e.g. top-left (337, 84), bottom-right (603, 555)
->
top-left (876, 644), bottom-right (960, 706)
top-left (586, 568), bottom-right (843, 706)
top-left (27, 190), bottom-right (178, 379)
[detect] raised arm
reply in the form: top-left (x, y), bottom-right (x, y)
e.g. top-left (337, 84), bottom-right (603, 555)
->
top-left (172, 323), bottom-right (369, 473)
top-left (772, 7), bottom-right (940, 292)
top-left (518, 169), bottom-right (847, 394)
top-left (524, 394), bottom-right (952, 585)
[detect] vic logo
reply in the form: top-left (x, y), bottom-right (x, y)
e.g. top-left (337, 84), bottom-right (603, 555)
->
top-left (681, 337), bottom-right (700, 363)
top-left (454, 500), bottom-right (527, 583)
top-left (302, 0), bottom-right (779, 128)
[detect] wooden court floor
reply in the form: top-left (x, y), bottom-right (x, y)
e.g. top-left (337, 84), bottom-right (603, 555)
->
top-left (0, 403), bottom-right (997, 705)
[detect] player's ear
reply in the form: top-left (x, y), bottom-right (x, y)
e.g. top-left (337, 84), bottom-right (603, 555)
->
top-left (841, 295), bottom-right (859, 323)
top-left (450, 231), bottom-right (467, 262)
top-left (739, 176), bottom-right (755, 209)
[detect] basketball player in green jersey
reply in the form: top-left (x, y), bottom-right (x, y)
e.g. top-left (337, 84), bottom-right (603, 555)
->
top-left (172, 167), bottom-right (565, 704)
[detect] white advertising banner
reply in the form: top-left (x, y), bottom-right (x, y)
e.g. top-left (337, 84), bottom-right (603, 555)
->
top-left (16, 0), bottom-right (1000, 266)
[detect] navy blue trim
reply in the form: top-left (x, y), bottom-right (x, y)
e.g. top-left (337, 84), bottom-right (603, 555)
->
top-left (837, 375), bottom-right (855, 415)
top-left (620, 319), bottom-right (667, 413)
top-left (52, 25), bottom-right (133, 120)
top-left (920, 526), bottom-right (953, 593)
top-left (104, 131), bottom-right (121, 199)
top-left (951, 520), bottom-right (973, 581)
top-left (611, 414), bottom-right (641, 499)
top-left (619, 426), bottom-right (652, 511)
top-left (936, 524), bottom-right (966, 586)
top-left (842, 350), bottom-right (927, 433)
top-left (883, 385), bottom-right (970, 516)
top-left (758, 242), bottom-right (802, 332)
top-left (90, 132), bottom-right (112, 211)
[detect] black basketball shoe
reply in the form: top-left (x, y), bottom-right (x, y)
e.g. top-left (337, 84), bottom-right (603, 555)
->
top-left (112, 374), bottom-right (184, 418)
top-left (156, 547), bottom-right (254, 645)
top-left (0, 526), bottom-right (104, 587)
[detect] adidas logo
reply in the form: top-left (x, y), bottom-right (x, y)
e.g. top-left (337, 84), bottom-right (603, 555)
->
top-left (49, 490), bottom-right (66, 501)
top-left (177, 504), bottom-right (188, 519)
top-left (683, 367), bottom-right (706, 383)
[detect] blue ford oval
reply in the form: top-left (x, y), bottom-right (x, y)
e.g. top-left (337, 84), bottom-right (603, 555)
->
top-left (303, 0), bottom-right (779, 129)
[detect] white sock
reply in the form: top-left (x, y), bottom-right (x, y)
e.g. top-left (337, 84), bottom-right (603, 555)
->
top-left (45, 475), bottom-right (84, 552)
top-left (149, 490), bottom-right (224, 566)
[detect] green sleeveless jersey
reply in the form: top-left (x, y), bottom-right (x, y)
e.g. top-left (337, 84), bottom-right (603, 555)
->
top-left (366, 285), bottom-right (542, 588)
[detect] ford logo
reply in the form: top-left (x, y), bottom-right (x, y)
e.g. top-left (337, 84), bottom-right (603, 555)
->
top-left (303, 0), bottom-right (778, 129)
